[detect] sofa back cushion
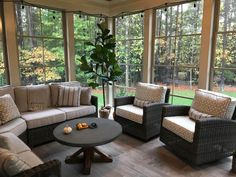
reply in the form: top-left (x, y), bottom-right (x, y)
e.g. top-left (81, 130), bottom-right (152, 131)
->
top-left (57, 86), bottom-right (81, 107)
top-left (0, 86), bottom-right (15, 101)
top-left (50, 81), bottom-right (80, 107)
top-left (0, 94), bottom-right (21, 125)
top-left (27, 85), bottom-right (51, 111)
top-left (191, 89), bottom-right (234, 119)
top-left (14, 86), bottom-right (28, 112)
top-left (0, 148), bottom-right (30, 177)
top-left (80, 87), bottom-right (92, 105)
top-left (133, 82), bottom-right (167, 107)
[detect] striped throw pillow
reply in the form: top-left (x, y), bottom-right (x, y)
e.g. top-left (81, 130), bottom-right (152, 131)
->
top-left (189, 108), bottom-right (213, 121)
top-left (133, 98), bottom-right (152, 108)
top-left (57, 86), bottom-right (81, 107)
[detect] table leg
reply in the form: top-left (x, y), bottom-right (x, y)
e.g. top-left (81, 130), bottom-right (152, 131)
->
top-left (65, 147), bottom-right (113, 175)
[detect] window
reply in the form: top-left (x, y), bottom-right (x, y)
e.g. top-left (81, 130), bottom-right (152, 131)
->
top-left (153, 1), bottom-right (203, 105)
top-left (73, 14), bottom-right (100, 85)
top-left (212, 0), bottom-right (236, 97)
top-left (115, 13), bottom-right (144, 96)
top-left (0, 2), bottom-right (8, 85)
top-left (15, 4), bottom-right (65, 85)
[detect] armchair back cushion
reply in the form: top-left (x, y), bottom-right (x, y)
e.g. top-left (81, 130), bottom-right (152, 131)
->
top-left (134, 82), bottom-right (167, 108)
top-left (190, 89), bottom-right (235, 119)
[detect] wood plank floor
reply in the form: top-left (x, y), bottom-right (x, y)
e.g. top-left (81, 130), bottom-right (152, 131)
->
top-left (33, 134), bottom-right (235, 177)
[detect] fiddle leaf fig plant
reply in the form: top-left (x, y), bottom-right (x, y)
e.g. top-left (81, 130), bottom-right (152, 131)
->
top-left (79, 22), bottom-right (122, 107)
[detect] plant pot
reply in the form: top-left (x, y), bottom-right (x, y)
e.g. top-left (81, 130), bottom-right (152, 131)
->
top-left (99, 108), bottom-right (110, 119)
top-left (232, 153), bottom-right (236, 173)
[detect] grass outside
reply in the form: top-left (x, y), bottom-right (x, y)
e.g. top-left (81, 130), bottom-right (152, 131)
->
top-left (92, 86), bottom-right (236, 108)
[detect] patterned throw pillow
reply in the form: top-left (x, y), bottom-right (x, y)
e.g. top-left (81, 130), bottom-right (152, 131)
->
top-left (57, 86), bottom-right (81, 107)
top-left (133, 82), bottom-right (167, 108)
top-left (0, 94), bottom-right (21, 125)
top-left (0, 148), bottom-right (30, 177)
top-left (191, 89), bottom-right (231, 119)
top-left (80, 87), bottom-right (92, 105)
top-left (189, 107), bottom-right (213, 121)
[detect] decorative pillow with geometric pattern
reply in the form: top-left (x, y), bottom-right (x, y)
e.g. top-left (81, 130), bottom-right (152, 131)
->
top-left (191, 89), bottom-right (231, 119)
top-left (133, 82), bottom-right (167, 108)
top-left (0, 94), bottom-right (21, 125)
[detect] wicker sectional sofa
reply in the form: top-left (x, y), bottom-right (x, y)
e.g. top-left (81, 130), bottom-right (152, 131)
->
top-left (0, 82), bottom-right (98, 147)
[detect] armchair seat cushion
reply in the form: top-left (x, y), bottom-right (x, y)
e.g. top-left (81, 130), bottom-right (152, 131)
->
top-left (21, 109), bottom-right (66, 129)
top-left (0, 118), bottom-right (26, 136)
top-left (116, 105), bottom-right (143, 124)
top-left (162, 116), bottom-right (195, 143)
top-left (57, 105), bottom-right (96, 120)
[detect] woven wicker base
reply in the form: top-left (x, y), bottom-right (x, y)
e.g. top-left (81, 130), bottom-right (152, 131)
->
top-left (232, 153), bottom-right (236, 173)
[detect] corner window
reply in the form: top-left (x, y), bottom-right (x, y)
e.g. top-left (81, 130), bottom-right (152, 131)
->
top-left (153, 1), bottom-right (203, 105)
top-left (15, 4), bottom-right (66, 85)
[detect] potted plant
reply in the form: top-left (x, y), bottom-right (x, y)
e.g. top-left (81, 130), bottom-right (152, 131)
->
top-left (79, 22), bottom-right (122, 118)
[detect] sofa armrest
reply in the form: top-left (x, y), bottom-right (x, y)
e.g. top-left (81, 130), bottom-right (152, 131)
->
top-left (114, 96), bottom-right (135, 108)
top-left (194, 118), bottom-right (236, 147)
top-left (143, 103), bottom-right (170, 125)
top-left (91, 95), bottom-right (98, 115)
top-left (162, 105), bottom-right (190, 117)
top-left (13, 160), bottom-right (61, 177)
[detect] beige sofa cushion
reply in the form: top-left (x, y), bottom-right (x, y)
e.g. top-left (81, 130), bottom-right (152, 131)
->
top-left (0, 148), bottom-right (31, 177)
top-left (50, 81), bottom-right (81, 107)
top-left (21, 109), bottom-right (66, 129)
top-left (57, 105), bottom-right (96, 120)
top-left (0, 132), bottom-right (30, 154)
top-left (116, 105), bottom-right (143, 124)
top-left (0, 94), bottom-right (21, 125)
top-left (162, 116), bottom-right (195, 143)
top-left (14, 86), bottom-right (28, 112)
top-left (0, 85), bottom-right (15, 101)
top-left (27, 85), bottom-right (51, 111)
top-left (192, 89), bottom-right (233, 119)
top-left (0, 118), bottom-right (27, 136)
top-left (134, 82), bottom-right (167, 107)
top-left (80, 87), bottom-right (92, 105)
top-left (58, 86), bottom-right (81, 107)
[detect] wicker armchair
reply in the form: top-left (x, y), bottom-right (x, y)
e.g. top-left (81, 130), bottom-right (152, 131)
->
top-left (114, 87), bottom-right (170, 141)
top-left (13, 160), bottom-right (61, 177)
top-left (160, 102), bottom-right (236, 165)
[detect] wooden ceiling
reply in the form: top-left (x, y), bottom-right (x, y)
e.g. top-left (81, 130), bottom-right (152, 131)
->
top-left (25, 0), bottom-right (192, 16)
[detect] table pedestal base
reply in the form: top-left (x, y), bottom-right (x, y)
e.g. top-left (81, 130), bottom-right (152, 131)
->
top-left (65, 147), bottom-right (112, 175)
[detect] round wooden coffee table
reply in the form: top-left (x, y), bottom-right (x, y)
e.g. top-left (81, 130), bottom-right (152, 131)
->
top-left (53, 118), bottom-right (122, 175)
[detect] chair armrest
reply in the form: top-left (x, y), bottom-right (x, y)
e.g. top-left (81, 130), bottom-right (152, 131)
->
top-left (13, 160), bottom-right (61, 177)
top-left (162, 105), bottom-right (190, 117)
top-left (143, 103), bottom-right (170, 125)
top-left (91, 95), bottom-right (98, 115)
top-left (114, 96), bottom-right (135, 107)
top-left (194, 118), bottom-right (236, 146)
